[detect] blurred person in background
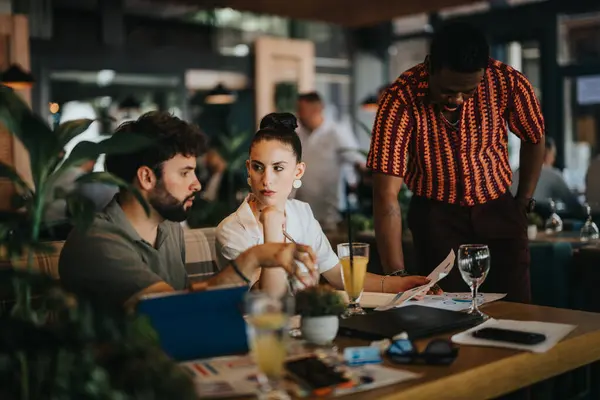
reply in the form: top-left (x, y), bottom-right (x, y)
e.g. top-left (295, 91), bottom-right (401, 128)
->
top-left (295, 91), bottom-right (367, 231)
top-left (512, 137), bottom-right (582, 217)
top-left (186, 146), bottom-right (246, 228)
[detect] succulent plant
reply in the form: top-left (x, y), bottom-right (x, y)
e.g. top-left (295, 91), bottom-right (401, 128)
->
top-left (295, 285), bottom-right (346, 318)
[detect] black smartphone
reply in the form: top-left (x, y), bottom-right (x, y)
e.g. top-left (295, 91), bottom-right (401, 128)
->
top-left (472, 327), bottom-right (547, 345)
top-left (285, 356), bottom-right (352, 393)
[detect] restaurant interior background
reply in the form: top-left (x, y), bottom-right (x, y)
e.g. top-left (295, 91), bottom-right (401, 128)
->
top-left (0, 0), bottom-right (598, 239)
top-left (2, 0), bottom-right (600, 399)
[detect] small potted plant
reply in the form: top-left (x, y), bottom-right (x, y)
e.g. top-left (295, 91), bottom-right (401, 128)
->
top-left (295, 285), bottom-right (345, 345)
top-left (527, 212), bottom-right (543, 240)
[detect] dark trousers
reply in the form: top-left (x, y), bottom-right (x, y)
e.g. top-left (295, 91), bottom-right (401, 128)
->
top-left (408, 192), bottom-right (531, 303)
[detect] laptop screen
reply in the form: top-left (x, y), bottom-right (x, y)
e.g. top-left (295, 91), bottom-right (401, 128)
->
top-left (137, 285), bottom-right (249, 361)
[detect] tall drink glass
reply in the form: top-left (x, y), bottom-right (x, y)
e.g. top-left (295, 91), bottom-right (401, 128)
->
top-left (337, 242), bottom-right (369, 318)
top-left (245, 292), bottom-right (293, 400)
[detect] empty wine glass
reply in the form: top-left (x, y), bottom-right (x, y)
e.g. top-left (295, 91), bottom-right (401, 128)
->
top-left (457, 244), bottom-right (490, 320)
top-left (544, 199), bottom-right (563, 234)
top-left (580, 203), bottom-right (599, 242)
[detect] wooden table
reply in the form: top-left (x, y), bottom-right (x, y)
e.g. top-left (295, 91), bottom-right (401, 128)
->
top-left (330, 302), bottom-right (600, 400)
top-left (530, 231), bottom-right (585, 245)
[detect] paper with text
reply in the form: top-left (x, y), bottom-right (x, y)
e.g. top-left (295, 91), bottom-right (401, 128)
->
top-left (375, 250), bottom-right (455, 311)
top-left (397, 292), bottom-right (506, 312)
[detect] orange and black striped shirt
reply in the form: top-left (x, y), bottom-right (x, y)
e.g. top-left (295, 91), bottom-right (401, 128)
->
top-left (367, 58), bottom-right (544, 206)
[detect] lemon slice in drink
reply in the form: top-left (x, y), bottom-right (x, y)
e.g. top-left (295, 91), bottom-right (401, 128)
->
top-left (248, 312), bottom-right (288, 330)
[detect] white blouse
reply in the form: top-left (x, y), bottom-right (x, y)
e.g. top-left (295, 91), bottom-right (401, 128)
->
top-left (216, 196), bottom-right (339, 274)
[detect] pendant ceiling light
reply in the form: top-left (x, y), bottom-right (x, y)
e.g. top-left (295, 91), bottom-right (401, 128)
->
top-left (205, 83), bottom-right (236, 105)
top-left (0, 64), bottom-right (34, 89)
top-left (360, 94), bottom-right (378, 112)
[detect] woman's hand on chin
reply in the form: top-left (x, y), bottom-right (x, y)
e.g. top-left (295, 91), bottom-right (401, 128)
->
top-left (259, 205), bottom-right (286, 226)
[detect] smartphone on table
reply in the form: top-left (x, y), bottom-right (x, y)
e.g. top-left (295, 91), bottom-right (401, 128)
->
top-left (285, 356), bottom-right (354, 396)
top-left (472, 327), bottom-right (546, 345)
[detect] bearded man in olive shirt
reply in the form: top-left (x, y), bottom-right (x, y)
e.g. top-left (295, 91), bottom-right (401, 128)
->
top-left (59, 112), bottom-right (317, 310)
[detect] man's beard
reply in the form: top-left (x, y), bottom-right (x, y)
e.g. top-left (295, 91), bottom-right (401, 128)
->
top-left (149, 182), bottom-right (194, 222)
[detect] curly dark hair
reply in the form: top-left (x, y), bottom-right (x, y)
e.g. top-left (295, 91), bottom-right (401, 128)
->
top-left (429, 22), bottom-right (490, 73)
top-left (105, 111), bottom-right (206, 184)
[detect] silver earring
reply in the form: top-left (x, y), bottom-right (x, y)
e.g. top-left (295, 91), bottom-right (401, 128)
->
top-left (247, 177), bottom-right (251, 186)
top-left (292, 179), bottom-right (302, 189)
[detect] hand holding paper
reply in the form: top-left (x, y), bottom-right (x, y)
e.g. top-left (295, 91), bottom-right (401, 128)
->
top-left (375, 250), bottom-right (455, 311)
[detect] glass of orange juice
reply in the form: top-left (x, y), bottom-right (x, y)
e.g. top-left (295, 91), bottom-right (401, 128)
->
top-left (337, 242), bottom-right (369, 318)
top-left (245, 293), bottom-right (293, 400)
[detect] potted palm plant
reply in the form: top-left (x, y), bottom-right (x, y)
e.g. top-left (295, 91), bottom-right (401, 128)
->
top-left (0, 86), bottom-right (198, 399)
top-left (295, 285), bottom-right (345, 346)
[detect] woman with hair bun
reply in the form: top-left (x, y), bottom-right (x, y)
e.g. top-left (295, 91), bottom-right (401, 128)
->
top-left (216, 113), bottom-right (432, 298)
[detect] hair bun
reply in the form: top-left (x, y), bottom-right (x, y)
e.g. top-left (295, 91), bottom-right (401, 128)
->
top-left (259, 112), bottom-right (298, 132)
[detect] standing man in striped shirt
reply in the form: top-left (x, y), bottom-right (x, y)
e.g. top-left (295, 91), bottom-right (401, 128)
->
top-left (368, 22), bottom-right (545, 303)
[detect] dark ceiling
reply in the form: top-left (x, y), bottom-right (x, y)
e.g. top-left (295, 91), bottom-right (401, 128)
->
top-left (146, 0), bottom-right (485, 26)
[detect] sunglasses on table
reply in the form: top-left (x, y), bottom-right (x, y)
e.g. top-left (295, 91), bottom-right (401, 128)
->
top-left (386, 338), bottom-right (458, 366)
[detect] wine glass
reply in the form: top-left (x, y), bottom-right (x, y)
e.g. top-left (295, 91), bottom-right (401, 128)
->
top-left (457, 244), bottom-right (490, 320)
top-left (580, 203), bottom-right (599, 242)
top-left (337, 243), bottom-right (369, 318)
top-left (544, 199), bottom-right (563, 234)
top-left (245, 293), bottom-right (293, 400)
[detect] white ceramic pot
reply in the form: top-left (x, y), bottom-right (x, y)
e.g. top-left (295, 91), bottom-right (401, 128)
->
top-left (527, 225), bottom-right (538, 240)
top-left (300, 315), bottom-right (339, 345)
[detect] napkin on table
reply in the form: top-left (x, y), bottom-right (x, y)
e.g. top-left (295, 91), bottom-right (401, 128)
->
top-left (451, 318), bottom-right (577, 353)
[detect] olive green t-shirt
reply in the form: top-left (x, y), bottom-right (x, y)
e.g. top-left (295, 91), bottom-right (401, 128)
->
top-left (58, 197), bottom-right (189, 309)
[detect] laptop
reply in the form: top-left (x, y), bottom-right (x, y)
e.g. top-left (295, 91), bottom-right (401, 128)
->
top-left (136, 285), bottom-right (249, 361)
top-left (338, 305), bottom-right (484, 340)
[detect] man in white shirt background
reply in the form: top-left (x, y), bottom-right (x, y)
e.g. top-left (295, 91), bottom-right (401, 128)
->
top-left (294, 92), bottom-right (367, 230)
top-left (511, 137), bottom-right (582, 217)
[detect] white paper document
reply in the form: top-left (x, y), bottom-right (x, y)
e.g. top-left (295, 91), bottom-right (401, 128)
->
top-left (182, 355), bottom-right (421, 398)
top-left (181, 355), bottom-right (257, 398)
top-left (451, 318), bottom-right (577, 353)
top-left (399, 292), bottom-right (507, 312)
top-left (375, 250), bottom-right (456, 311)
top-left (337, 291), bottom-right (398, 309)
top-left (339, 291), bottom-right (505, 312)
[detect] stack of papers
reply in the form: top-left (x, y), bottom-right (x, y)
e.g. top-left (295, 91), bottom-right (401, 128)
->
top-left (375, 250), bottom-right (456, 311)
top-left (401, 292), bottom-right (506, 312)
top-left (181, 356), bottom-right (256, 398)
top-left (337, 249), bottom-right (507, 312)
top-left (181, 355), bottom-right (421, 398)
top-left (338, 291), bottom-right (506, 312)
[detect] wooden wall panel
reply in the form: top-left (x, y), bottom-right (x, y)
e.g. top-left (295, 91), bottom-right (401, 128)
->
top-left (254, 37), bottom-right (314, 126)
top-left (0, 14), bottom-right (32, 210)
